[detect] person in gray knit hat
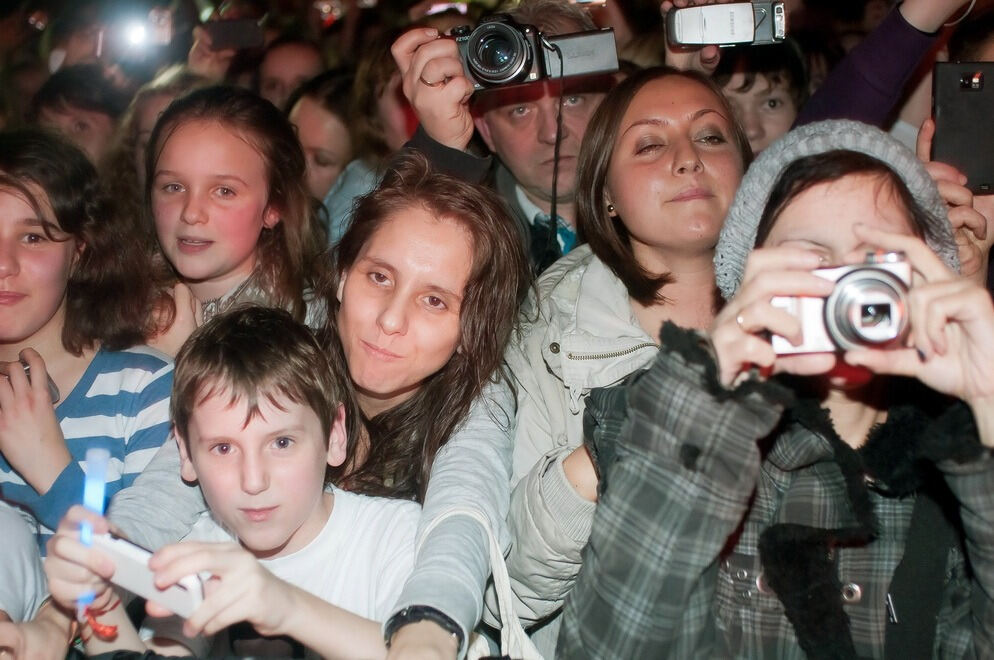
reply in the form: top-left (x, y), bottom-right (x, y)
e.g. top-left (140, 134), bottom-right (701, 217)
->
top-left (715, 119), bottom-right (960, 300)
top-left (555, 117), bottom-right (994, 659)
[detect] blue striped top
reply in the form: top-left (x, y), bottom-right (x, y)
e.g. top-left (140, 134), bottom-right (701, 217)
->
top-left (0, 345), bottom-right (173, 552)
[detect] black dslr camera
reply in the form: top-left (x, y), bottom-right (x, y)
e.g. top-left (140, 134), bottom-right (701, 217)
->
top-left (451, 15), bottom-right (618, 90)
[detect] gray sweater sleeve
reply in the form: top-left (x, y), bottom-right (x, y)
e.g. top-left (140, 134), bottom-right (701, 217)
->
top-left (386, 378), bottom-right (515, 657)
top-left (106, 438), bottom-right (206, 550)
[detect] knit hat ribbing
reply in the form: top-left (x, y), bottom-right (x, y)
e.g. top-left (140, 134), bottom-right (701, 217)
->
top-left (714, 120), bottom-right (959, 300)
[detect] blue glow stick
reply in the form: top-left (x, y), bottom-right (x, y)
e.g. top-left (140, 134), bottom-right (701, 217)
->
top-left (78, 447), bottom-right (110, 617)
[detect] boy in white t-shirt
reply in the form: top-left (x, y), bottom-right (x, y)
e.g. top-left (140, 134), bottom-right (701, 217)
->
top-left (43, 307), bottom-right (420, 658)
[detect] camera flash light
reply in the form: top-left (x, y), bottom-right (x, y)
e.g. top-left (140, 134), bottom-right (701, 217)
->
top-left (125, 22), bottom-right (147, 46)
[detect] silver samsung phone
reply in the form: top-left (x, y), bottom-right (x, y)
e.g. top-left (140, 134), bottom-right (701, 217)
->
top-left (666, 2), bottom-right (786, 47)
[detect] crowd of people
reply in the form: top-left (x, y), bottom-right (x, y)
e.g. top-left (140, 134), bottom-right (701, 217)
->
top-left (0, 0), bottom-right (993, 658)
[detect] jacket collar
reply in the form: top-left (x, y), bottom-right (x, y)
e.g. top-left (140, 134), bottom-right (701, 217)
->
top-left (538, 248), bottom-right (657, 401)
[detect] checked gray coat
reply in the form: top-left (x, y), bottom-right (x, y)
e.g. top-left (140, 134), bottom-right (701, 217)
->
top-left (557, 323), bottom-right (994, 659)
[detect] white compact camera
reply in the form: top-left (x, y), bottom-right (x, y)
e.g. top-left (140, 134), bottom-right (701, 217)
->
top-left (770, 251), bottom-right (911, 354)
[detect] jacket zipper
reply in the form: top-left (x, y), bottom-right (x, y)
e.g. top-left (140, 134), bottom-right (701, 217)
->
top-left (566, 342), bottom-right (656, 361)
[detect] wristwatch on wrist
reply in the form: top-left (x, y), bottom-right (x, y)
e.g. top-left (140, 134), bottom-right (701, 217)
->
top-left (384, 606), bottom-right (464, 648)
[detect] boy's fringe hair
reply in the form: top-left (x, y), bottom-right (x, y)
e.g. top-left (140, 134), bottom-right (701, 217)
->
top-left (172, 306), bottom-right (361, 466)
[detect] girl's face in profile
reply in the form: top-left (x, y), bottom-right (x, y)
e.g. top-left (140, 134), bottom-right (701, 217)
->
top-left (0, 185), bottom-right (78, 346)
top-left (336, 205), bottom-right (473, 413)
top-left (151, 119), bottom-right (279, 300)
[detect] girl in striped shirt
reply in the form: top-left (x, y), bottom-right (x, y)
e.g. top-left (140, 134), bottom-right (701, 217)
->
top-left (0, 129), bottom-right (173, 624)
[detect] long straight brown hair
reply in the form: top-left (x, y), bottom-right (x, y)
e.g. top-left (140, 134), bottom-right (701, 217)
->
top-left (321, 152), bottom-right (532, 502)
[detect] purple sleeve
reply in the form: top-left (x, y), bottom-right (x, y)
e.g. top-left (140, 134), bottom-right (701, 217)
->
top-left (795, 7), bottom-right (938, 128)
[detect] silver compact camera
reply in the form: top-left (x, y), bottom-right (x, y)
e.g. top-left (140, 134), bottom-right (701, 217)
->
top-left (770, 251), bottom-right (911, 354)
top-left (451, 15), bottom-right (618, 90)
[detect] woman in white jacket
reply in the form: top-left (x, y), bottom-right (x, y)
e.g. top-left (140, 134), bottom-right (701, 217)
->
top-left (496, 66), bottom-right (751, 653)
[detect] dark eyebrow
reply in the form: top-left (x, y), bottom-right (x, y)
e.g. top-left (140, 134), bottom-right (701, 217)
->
top-left (153, 170), bottom-right (249, 187)
top-left (360, 256), bottom-right (397, 273)
top-left (620, 108), bottom-right (726, 139)
top-left (360, 256), bottom-right (463, 302)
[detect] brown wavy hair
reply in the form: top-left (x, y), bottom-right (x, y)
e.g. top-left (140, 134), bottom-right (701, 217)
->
top-left (0, 129), bottom-right (165, 353)
top-left (145, 85), bottom-right (326, 324)
top-left (320, 152), bottom-right (532, 502)
top-left (577, 67), bottom-right (752, 306)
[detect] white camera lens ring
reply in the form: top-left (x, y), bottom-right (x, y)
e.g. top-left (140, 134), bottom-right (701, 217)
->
top-left (824, 268), bottom-right (910, 351)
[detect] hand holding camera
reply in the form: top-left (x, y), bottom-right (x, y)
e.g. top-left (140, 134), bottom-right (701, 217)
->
top-left (0, 349), bottom-right (70, 495)
top-left (392, 28), bottom-right (477, 151)
top-left (712, 226), bottom-right (994, 416)
top-left (842, 224), bottom-right (994, 419)
top-left (450, 15), bottom-right (617, 90)
top-left (710, 246), bottom-right (836, 387)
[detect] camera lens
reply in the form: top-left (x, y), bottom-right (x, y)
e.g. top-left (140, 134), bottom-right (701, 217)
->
top-left (860, 304), bottom-right (891, 327)
top-left (466, 20), bottom-right (531, 85)
top-left (477, 34), bottom-right (515, 70)
top-left (824, 268), bottom-right (909, 350)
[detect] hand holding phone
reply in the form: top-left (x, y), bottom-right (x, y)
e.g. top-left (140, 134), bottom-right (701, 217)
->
top-left (93, 532), bottom-right (205, 619)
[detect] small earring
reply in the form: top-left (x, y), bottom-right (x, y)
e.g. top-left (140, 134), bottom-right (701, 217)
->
top-left (606, 204), bottom-right (615, 214)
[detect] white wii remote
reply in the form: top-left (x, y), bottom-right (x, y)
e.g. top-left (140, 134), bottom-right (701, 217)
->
top-left (92, 532), bottom-right (205, 619)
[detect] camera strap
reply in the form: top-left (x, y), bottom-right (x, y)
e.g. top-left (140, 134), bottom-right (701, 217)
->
top-left (543, 37), bottom-right (566, 238)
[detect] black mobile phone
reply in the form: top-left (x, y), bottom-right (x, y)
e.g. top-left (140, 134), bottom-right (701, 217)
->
top-left (205, 18), bottom-right (264, 51)
top-left (933, 62), bottom-right (994, 195)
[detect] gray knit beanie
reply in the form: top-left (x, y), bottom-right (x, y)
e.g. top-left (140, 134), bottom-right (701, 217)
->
top-left (714, 119), bottom-right (959, 300)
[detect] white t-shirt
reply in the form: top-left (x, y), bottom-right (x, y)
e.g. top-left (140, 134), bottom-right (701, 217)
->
top-left (142, 488), bottom-right (420, 657)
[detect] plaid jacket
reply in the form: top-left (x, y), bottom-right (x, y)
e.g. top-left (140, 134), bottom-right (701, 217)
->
top-left (557, 324), bottom-right (994, 659)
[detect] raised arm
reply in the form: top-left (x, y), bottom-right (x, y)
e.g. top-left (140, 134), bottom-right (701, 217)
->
top-left (392, 29), bottom-right (492, 185)
top-left (797, 0), bottom-right (972, 127)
